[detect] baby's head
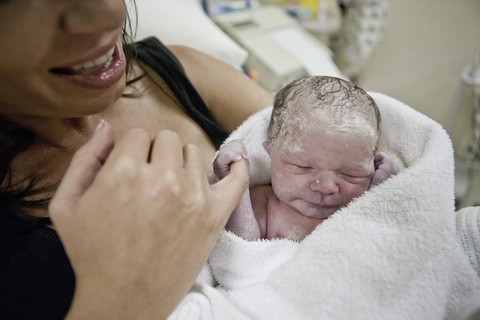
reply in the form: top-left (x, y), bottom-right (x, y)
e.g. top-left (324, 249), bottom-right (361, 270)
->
top-left (268, 76), bottom-right (380, 153)
top-left (264, 76), bottom-right (381, 219)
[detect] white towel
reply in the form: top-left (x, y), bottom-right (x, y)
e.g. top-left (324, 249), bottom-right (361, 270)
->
top-left (204, 92), bottom-right (480, 320)
top-left (456, 206), bottom-right (480, 277)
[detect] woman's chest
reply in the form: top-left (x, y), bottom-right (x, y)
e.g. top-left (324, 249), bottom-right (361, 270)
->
top-left (107, 84), bottom-right (217, 168)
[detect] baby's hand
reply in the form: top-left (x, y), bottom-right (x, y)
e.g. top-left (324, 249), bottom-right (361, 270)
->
top-left (213, 139), bottom-right (248, 180)
top-left (370, 152), bottom-right (399, 188)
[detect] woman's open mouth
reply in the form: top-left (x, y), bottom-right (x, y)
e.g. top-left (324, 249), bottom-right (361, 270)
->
top-left (49, 41), bottom-right (126, 89)
top-left (52, 47), bottom-right (115, 75)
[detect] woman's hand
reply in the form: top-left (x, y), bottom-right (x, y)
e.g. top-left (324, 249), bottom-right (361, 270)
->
top-left (49, 121), bottom-right (248, 319)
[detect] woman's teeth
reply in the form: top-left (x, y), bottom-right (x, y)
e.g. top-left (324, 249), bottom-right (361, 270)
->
top-left (50, 46), bottom-right (116, 75)
top-left (72, 47), bottom-right (115, 73)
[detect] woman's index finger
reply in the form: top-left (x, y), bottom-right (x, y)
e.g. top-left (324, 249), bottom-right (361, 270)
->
top-left (49, 122), bottom-right (114, 218)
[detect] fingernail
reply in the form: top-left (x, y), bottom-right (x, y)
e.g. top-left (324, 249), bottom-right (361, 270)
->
top-left (94, 119), bottom-right (105, 134)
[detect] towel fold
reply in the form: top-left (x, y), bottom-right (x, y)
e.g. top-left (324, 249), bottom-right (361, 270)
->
top-left (456, 206), bottom-right (480, 277)
top-left (209, 231), bottom-right (299, 290)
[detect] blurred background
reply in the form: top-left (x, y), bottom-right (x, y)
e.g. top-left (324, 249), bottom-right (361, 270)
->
top-left (207, 0), bottom-right (480, 209)
top-left (356, 0), bottom-right (480, 209)
top-left (353, 0), bottom-right (480, 209)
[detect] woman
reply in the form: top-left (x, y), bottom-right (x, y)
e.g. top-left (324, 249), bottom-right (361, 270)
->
top-left (0, 0), bottom-right (273, 318)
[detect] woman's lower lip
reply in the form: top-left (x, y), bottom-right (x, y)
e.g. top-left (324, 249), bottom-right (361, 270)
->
top-left (52, 42), bottom-right (126, 90)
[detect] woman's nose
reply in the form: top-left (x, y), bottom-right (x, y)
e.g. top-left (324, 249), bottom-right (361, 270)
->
top-left (61, 0), bottom-right (126, 34)
top-left (310, 172), bottom-right (339, 194)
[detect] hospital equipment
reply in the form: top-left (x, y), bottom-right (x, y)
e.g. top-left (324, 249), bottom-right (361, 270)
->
top-left (206, 3), bottom-right (343, 92)
top-left (333, 0), bottom-right (388, 78)
top-left (448, 49), bottom-right (480, 207)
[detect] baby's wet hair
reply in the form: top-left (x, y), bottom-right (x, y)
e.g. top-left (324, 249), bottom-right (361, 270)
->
top-left (268, 76), bottom-right (381, 151)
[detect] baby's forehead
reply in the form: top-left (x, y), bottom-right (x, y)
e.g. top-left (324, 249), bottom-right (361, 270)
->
top-left (272, 121), bottom-right (377, 159)
top-left (284, 115), bottom-right (373, 139)
top-left (279, 106), bottom-right (377, 141)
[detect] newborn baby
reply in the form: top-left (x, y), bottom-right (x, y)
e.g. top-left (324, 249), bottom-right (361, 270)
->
top-left (214, 76), bottom-right (398, 241)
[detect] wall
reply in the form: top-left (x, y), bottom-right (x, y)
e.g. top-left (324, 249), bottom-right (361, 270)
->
top-left (358, 0), bottom-right (480, 127)
top-left (357, 0), bottom-right (480, 207)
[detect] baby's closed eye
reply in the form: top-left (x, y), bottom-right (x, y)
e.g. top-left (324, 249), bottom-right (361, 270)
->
top-left (288, 163), bottom-right (313, 173)
top-left (338, 172), bottom-right (371, 184)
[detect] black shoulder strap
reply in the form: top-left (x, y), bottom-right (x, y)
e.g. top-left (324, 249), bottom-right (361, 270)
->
top-left (132, 37), bottom-right (228, 149)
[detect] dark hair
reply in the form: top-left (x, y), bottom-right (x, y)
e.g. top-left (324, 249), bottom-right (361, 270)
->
top-left (0, 119), bottom-right (51, 225)
top-left (0, 1), bottom-right (139, 226)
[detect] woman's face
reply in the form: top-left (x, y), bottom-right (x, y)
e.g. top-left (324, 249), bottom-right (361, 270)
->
top-left (0, 0), bottom-right (128, 118)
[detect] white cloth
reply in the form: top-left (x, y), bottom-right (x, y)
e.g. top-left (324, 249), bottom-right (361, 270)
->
top-left (456, 206), bottom-right (480, 277)
top-left (171, 93), bottom-right (480, 320)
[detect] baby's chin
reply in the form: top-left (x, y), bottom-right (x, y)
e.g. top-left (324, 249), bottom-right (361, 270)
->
top-left (297, 202), bottom-right (344, 220)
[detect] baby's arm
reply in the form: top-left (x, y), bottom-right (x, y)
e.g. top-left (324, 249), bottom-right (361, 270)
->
top-left (369, 152), bottom-right (399, 188)
top-left (213, 140), bottom-right (261, 240)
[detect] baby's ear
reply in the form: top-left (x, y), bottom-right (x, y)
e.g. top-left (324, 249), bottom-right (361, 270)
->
top-left (263, 141), bottom-right (271, 155)
top-left (370, 152), bottom-right (399, 188)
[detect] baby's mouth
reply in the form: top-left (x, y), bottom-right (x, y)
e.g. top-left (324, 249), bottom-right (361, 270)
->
top-left (50, 46), bottom-right (115, 75)
top-left (308, 201), bottom-right (342, 215)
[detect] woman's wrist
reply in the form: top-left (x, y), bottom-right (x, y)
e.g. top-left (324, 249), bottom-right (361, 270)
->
top-left (66, 275), bottom-right (173, 320)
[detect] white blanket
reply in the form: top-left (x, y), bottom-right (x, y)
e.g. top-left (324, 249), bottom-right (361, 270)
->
top-left (170, 93), bottom-right (480, 320)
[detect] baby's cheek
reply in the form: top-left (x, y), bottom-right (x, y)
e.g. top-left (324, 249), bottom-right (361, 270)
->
top-left (272, 174), bottom-right (305, 199)
top-left (342, 181), bottom-right (370, 202)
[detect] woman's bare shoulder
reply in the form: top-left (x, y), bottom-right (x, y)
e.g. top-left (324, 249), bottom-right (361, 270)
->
top-left (168, 45), bottom-right (273, 132)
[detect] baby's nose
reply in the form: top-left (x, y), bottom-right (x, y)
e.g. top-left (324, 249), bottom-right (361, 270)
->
top-left (310, 172), bottom-right (339, 194)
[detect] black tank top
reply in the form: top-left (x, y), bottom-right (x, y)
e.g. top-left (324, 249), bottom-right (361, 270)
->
top-left (0, 37), bottom-right (228, 319)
